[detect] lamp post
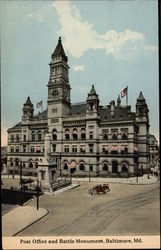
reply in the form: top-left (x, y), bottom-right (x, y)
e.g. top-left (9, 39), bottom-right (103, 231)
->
top-left (19, 159), bottom-right (23, 206)
top-left (36, 178), bottom-right (39, 210)
top-left (89, 158), bottom-right (91, 182)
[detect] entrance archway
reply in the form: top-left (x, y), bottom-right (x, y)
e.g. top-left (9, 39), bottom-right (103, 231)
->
top-left (112, 161), bottom-right (118, 173)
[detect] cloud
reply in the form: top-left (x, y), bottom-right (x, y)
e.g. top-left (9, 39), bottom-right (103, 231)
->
top-left (73, 65), bottom-right (84, 72)
top-left (26, 11), bottom-right (43, 23)
top-left (1, 127), bottom-right (7, 147)
top-left (52, 1), bottom-right (147, 59)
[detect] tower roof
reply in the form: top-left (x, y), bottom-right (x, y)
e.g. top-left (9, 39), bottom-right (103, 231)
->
top-left (137, 91), bottom-right (145, 101)
top-left (52, 37), bottom-right (67, 59)
top-left (25, 97), bottom-right (32, 105)
top-left (89, 84), bottom-right (97, 95)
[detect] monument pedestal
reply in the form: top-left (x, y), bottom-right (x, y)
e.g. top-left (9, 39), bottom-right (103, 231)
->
top-left (38, 158), bottom-right (57, 193)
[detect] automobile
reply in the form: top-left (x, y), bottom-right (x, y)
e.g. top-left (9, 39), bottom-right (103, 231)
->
top-left (89, 184), bottom-right (110, 195)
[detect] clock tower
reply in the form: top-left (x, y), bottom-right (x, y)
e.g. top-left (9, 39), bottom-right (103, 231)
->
top-left (47, 37), bottom-right (71, 133)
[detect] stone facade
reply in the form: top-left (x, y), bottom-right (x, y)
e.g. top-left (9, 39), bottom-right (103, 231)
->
top-left (7, 37), bottom-right (151, 178)
top-left (149, 134), bottom-right (158, 169)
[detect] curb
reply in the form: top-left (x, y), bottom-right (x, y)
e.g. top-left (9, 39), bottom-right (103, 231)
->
top-left (13, 208), bottom-right (49, 236)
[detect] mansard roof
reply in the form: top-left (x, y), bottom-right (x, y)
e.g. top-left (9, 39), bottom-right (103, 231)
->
top-left (100, 105), bottom-right (135, 121)
top-left (70, 102), bottom-right (135, 121)
top-left (70, 102), bottom-right (87, 115)
top-left (52, 37), bottom-right (67, 60)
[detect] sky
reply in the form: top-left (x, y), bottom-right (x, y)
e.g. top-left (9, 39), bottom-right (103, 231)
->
top-left (1, 0), bottom-right (159, 146)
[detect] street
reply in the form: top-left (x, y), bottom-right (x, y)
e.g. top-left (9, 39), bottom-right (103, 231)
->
top-left (17, 181), bottom-right (160, 236)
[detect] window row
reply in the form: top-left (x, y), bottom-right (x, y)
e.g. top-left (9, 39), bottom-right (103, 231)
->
top-left (62, 160), bottom-right (129, 173)
top-left (63, 144), bottom-right (130, 154)
top-left (9, 158), bottom-right (42, 168)
top-left (10, 145), bottom-right (44, 153)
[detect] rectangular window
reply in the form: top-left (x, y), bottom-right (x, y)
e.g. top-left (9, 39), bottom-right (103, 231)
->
top-left (52, 108), bottom-right (57, 114)
top-left (89, 144), bottom-right (93, 153)
top-left (103, 145), bottom-right (108, 154)
top-left (11, 135), bottom-right (14, 142)
top-left (23, 145), bottom-right (26, 153)
top-left (64, 146), bottom-right (69, 153)
top-left (16, 147), bottom-right (19, 153)
top-left (80, 145), bottom-right (86, 153)
top-left (16, 134), bottom-right (19, 142)
top-left (72, 147), bottom-right (77, 153)
top-left (90, 165), bottom-right (93, 172)
top-left (53, 144), bottom-right (56, 152)
top-left (31, 147), bottom-right (35, 153)
top-left (36, 146), bottom-right (41, 153)
top-left (24, 135), bottom-right (26, 141)
top-left (10, 147), bottom-right (14, 153)
top-left (89, 132), bottom-right (93, 139)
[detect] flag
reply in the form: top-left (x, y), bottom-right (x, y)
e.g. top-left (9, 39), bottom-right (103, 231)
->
top-left (36, 100), bottom-right (43, 108)
top-left (121, 87), bottom-right (127, 98)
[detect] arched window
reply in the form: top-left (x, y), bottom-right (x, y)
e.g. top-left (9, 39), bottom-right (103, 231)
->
top-left (112, 161), bottom-right (118, 173)
top-left (103, 162), bottom-right (108, 171)
top-left (112, 131), bottom-right (118, 140)
top-left (52, 129), bottom-right (57, 140)
top-left (122, 130), bottom-right (128, 140)
top-left (64, 161), bottom-right (68, 170)
top-left (70, 160), bottom-right (76, 174)
top-left (29, 159), bottom-right (33, 168)
top-left (72, 128), bottom-right (78, 140)
top-left (81, 128), bottom-right (86, 140)
top-left (79, 162), bottom-right (85, 171)
top-left (122, 162), bottom-right (128, 172)
top-left (65, 129), bottom-right (70, 140)
top-left (38, 131), bottom-right (42, 141)
top-left (31, 131), bottom-right (35, 142)
top-left (103, 132), bottom-right (108, 140)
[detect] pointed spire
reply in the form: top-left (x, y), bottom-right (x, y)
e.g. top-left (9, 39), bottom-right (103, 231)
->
top-left (138, 91), bottom-right (145, 101)
top-left (117, 94), bottom-right (121, 107)
top-left (52, 37), bottom-right (67, 60)
top-left (89, 84), bottom-right (97, 95)
top-left (25, 96), bottom-right (32, 106)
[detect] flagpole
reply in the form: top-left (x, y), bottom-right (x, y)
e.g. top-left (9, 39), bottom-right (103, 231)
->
top-left (41, 100), bottom-right (43, 113)
top-left (126, 85), bottom-right (128, 106)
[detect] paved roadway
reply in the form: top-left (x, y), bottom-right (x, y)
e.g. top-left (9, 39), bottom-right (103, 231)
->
top-left (17, 182), bottom-right (160, 236)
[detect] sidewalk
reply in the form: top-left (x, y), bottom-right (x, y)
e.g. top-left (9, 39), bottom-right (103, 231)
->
top-left (72, 174), bottom-right (159, 185)
top-left (2, 205), bottom-right (48, 236)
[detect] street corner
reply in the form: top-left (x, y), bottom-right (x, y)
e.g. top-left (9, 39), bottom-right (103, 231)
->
top-left (2, 205), bottom-right (49, 237)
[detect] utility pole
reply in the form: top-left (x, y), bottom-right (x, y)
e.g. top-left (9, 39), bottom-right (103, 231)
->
top-left (89, 159), bottom-right (91, 182)
top-left (36, 178), bottom-right (39, 210)
top-left (19, 160), bottom-right (23, 205)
